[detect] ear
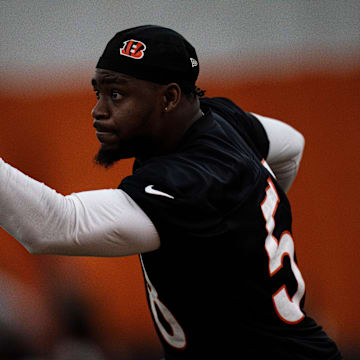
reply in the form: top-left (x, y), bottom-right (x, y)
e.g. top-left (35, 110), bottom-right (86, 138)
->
top-left (162, 83), bottom-right (182, 113)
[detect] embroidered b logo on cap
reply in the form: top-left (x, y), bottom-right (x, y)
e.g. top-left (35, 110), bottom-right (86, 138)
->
top-left (120, 39), bottom-right (146, 59)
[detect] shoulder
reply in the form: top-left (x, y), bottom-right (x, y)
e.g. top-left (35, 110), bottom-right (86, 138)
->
top-left (122, 138), bottom-right (260, 211)
top-left (200, 97), bottom-right (248, 120)
top-left (123, 153), bottom-right (215, 199)
top-left (201, 97), bottom-right (269, 159)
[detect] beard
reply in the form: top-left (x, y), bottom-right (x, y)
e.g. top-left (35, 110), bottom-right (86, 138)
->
top-left (94, 135), bottom-right (153, 168)
top-left (94, 146), bottom-right (125, 168)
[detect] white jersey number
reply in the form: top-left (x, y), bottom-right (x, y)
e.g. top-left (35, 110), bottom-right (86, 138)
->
top-left (140, 256), bottom-right (186, 349)
top-left (261, 178), bottom-right (305, 324)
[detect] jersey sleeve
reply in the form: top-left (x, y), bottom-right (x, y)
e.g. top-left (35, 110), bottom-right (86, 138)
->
top-left (200, 97), bottom-right (270, 160)
top-left (118, 159), bottom-right (223, 250)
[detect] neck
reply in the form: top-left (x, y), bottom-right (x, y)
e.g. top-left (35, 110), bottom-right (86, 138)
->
top-left (137, 97), bottom-right (203, 162)
top-left (161, 99), bottom-right (203, 152)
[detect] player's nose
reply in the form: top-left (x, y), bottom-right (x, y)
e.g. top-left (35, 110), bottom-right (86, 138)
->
top-left (91, 99), bottom-right (110, 120)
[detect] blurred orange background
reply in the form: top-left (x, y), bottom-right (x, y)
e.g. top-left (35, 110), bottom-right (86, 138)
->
top-left (0, 66), bottom-right (359, 358)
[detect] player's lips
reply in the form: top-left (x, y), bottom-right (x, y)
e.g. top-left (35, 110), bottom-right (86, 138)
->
top-left (95, 130), bottom-right (116, 143)
top-left (93, 121), bottom-right (116, 143)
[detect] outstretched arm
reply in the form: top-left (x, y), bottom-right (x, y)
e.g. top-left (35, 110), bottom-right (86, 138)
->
top-left (252, 113), bottom-right (305, 193)
top-left (0, 158), bottom-right (160, 256)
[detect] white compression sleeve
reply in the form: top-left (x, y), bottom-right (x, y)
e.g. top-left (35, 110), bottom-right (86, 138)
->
top-left (252, 113), bottom-right (305, 193)
top-left (0, 158), bottom-right (160, 256)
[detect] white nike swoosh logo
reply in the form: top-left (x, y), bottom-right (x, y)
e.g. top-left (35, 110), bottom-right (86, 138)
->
top-left (145, 185), bottom-right (174, 199)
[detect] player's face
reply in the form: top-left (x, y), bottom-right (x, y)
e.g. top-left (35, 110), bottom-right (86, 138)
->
top-left (91, 69), bottom-right (164, 167)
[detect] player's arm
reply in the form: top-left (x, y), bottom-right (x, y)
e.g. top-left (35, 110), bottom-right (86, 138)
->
top-left (0, 158), bottom-right (160, 256)
top-left (251, 113), bottom-right (305, 193)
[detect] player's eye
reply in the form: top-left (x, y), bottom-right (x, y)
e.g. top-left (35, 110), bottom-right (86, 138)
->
top-left (93, 90), bottom-right (100, 100)
top-left (111, 90), bottom-right (123, 101)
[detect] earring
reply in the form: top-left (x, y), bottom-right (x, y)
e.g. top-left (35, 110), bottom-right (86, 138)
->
top-left (164, 107), bottom-right (168, 112)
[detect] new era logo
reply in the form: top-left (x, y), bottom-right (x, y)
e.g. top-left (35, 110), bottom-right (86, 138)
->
top-left (190, 57), bottom-right (198, 67)
top-left (120, 39), bottom-right (146, 59)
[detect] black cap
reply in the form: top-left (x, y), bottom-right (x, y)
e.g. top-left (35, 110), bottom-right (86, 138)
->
top-left (96, 25), bottom-right (199, 93)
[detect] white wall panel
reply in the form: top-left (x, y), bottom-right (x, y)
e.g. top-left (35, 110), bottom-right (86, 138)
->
top-left (1, 0), bottom-right (359, 90)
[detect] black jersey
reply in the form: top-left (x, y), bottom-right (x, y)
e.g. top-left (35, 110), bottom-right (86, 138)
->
top-left (119, 98), bottom-right (342, 359)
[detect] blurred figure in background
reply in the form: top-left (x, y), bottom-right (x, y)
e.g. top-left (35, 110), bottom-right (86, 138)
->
top-left (0, 270), bottom-right (109, 360)
top-left (51, 292), bottom-right (106, 360)
top-left (0, 271), bottom-right (46, 359)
